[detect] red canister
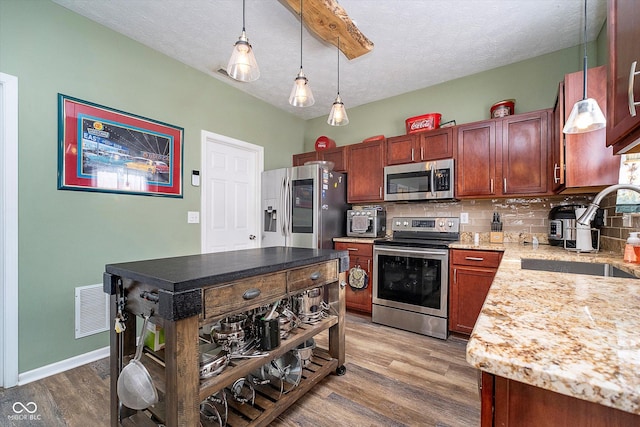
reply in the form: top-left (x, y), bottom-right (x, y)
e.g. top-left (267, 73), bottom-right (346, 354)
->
top-left (490, 99), bottom-right (516, 118)
top-left (315, 136), bottom-right (336, 151)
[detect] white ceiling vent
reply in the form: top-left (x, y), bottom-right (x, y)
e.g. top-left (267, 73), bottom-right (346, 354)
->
top-left (75, 284), bottom-right (110, 339)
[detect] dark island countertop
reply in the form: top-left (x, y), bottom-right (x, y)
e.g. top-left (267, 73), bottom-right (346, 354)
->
top-left (106, 246), bottom-right (349, 293)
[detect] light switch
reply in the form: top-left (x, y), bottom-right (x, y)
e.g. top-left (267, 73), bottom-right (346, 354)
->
top-left (187, 211), bottom-right (200, 224)
top-left (460, 212), bottom-right (469, 224)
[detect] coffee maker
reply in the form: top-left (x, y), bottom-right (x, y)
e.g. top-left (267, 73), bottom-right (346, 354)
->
top-left (548, 205), bottom-right (603, 248)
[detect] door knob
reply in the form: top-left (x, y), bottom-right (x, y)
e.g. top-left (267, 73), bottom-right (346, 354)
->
top-left (249, 235), bottom-right (256, 240)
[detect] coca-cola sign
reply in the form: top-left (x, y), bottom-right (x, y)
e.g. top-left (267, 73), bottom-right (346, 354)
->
top-left (410, 118), bottom-right (434, 131)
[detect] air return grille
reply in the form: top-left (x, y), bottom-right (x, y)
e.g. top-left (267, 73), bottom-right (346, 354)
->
top-left (75, 284), bottom-right (109, 339)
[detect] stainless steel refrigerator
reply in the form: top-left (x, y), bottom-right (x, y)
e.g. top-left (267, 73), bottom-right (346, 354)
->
top-left (261, 163), bottom-right (348, 249)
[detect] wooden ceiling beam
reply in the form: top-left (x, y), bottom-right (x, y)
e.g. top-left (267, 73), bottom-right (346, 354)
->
top-left (280, 0), bottom-right (374, 60)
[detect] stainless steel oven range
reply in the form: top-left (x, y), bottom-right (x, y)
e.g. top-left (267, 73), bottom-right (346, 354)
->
top-left (373, 217), bottom-right (460, 339)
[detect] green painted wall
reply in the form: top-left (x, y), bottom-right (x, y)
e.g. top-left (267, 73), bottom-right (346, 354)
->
top-left (0, 0), bottom-right (611, 373)
top-left (303, 43), bottom-right (601, 151)
top-left (0, 0), bottom-right (305, 372)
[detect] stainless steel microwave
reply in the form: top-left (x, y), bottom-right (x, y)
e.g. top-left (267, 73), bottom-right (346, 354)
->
top-left (383, 159), bottom-right (455, 201)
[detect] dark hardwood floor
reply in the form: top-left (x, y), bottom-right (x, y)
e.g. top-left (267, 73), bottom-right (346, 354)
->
top-left (0, 313), bottom-right (480, 426)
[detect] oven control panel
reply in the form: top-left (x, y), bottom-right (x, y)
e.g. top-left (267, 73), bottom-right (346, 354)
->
top-left (391, 217), bottom-right (460, 233)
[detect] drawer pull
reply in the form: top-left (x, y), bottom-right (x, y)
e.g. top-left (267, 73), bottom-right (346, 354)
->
top-left (242, 288), bottom-right (261, 300)
top-left (465, 256), bottom-right (485, 261)
top-left (346, 247), bottom-right (359, 252)
top-left (310, 272), bottom-right (321, 280)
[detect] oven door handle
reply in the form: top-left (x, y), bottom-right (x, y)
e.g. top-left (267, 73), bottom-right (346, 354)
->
top-left (375, 246), bottom-right (448, 257)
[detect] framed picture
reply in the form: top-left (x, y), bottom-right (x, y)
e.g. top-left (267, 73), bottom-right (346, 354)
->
top-left (58, 94), bottom-right (183, 197)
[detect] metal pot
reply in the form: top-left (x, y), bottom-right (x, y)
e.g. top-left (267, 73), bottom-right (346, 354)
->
top-left (199, 343), bottom-right (230, 379)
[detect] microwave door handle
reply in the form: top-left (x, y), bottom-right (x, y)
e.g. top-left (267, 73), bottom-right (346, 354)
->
top-left (430, 165), bottom-right (436, 196)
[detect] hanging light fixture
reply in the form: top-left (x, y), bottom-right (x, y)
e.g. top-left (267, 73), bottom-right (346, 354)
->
top-left (227, 0), bottom-right (260, 82)
top-left (289, 0), bottom-right (315, 107)
top-left (563, 0), bottom-right (606, 134)
top-left (328, 37), bottom-right (349, 126)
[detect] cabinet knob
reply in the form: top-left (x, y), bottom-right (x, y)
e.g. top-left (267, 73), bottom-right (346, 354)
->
top-left (242, 288), bottom-right (261, 300)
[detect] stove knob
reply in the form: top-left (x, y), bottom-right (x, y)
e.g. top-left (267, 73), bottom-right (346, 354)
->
top-left (403, 221), bottom-right (409, 227)
top-left (448, 221), bottom-right (454, 228)
top-left (395, 220), bottom-right (401, 227)
top-left (439, 221), bottom-right (445, 227)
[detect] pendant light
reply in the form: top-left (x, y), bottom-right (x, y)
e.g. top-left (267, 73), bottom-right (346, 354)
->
top-left (563, 0), bottom-right (606, 134)
top-left (289, 0), bottom-right (315, 107)
top-left (327, 37), bottom-right (349, 126)
top-left (227, 0), bottom-right (260, 82)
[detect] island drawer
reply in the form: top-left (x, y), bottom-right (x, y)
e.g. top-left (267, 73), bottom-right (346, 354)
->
top-left (451, 249), bottom-right (503, 268)
top-left (202, 271), bottom-right (287, 320)
top-left (287, 260), bottom-right (338, 293)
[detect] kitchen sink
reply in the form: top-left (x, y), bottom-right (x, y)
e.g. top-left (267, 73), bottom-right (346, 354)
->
top-left (520, 258), bottom-right (638, 279)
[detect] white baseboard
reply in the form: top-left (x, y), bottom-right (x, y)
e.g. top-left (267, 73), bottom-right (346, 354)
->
top-left (17, 346), bottom-right (110, 386)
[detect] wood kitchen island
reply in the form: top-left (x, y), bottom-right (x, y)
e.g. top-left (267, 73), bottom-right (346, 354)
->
top-left (104, 246), bottom-right (348, 427)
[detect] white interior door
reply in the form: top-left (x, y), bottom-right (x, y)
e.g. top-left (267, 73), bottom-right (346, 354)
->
top-left (201, 131), bottom-right (263, 254)
top-left (1, 72), bottom-right (19, 388)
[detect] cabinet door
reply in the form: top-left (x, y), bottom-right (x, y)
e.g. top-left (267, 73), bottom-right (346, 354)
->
top-left (418, 127), bottom-right (454, 161)
top-left (607, 0), bottom-right (640, 153)
top-left (292, 151), bottom-right (318, 167)
top-left (449, 265), bottom-right (495, 335)
top-left (347, 141), bottom-right (385, 203)
top-left (456, 121), bottom-right (497, 197)
top-left (320, 146), bottom-right (348, 172)
top-left (385, 134), bottom-right (416, 165)
top-left (335, 242), bottom-right (372, 314)
top-left (501, 111), bottom-right (549, 195)
top-left (551, 82), bottom-right (565, 191)
top-left (564, 66), bottom-right (619, 188)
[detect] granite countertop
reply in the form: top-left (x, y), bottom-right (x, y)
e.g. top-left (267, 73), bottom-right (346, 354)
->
top-left (464, 243), bottom-right (640, 415)
top-left (106, 246), bottom-right (349, 292)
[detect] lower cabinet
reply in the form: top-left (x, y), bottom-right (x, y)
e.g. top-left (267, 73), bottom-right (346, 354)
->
top-left (334, 241), bottom-right (373, 314)
top-left (481, 372), bottom-right (640, 427)
top-left (449, 249), bottom-right (503, 335)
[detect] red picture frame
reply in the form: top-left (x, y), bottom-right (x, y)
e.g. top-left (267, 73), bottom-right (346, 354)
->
top-left (58, 94), bottom-right (183, 197)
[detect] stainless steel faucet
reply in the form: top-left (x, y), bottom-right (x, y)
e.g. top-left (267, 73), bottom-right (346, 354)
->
top-left (577, 184), bottom-right (640, 225)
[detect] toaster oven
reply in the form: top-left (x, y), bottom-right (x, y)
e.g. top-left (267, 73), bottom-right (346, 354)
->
top-left (346, 209), bottom-right (386, 238)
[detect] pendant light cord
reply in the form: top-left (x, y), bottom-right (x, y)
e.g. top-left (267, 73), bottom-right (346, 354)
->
top-left (299, 0), bottom-right (303, 71)
top-left (582, 0), bottom-right (588, 100)
top-left (337, 37), bottom-right (340, 95)
top-left (242, 0), bottom-right (246, 32)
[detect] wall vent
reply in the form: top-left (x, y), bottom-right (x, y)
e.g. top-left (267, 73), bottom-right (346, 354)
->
top-left (75, 284), bottom-right (109, 339)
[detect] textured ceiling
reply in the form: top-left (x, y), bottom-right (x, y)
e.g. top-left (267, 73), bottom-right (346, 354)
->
top-left (51, 0), bottom-right (607, 121)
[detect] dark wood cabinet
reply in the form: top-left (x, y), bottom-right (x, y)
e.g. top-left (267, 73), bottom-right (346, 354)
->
top-left (456, 111), bottom-right (549, 198)
top-left (456, 120), bottom-right (498, 197)
top-left (449, 249), bottom-right (502, 335)
top-left (292, 147), bottom-right (348, 172)
top-left (385, 128), bottom-right (454, 165)
top-left (334, 242), bottom-right (372, 314)
top-left (553, 66), bottom-right (620, 192)
top-left (481, 372), bottom-right (640, 427)
top-left (347, 140), bottom-right (385, 203)
top-left (607, 0), bottom-right (640, 154)
top-left (501, 110), bottom-right (550, 195)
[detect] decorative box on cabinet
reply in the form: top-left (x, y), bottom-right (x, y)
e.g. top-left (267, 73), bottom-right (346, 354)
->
top-left (552, 66), bottom-right (620, 192)
top-left (607, 0), bottom-right (640, 154)
top-left (449, 249), bottom-right (502, 335)
top-left (347, 140), bottom-right (385, 203)
top-left (105, 248), bottom-right (347, 427)
top-left (385, 127), bottom-right (454, 165)
top-left (334, 241), bottom-right (373, 314)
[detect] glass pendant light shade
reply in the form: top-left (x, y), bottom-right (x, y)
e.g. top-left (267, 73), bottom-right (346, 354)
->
top-left (227, 31), bottom-right (260, 82)
top-left (328, 94), bottom-right (349, 126)
top-left (563, 98), bottom-right (606, 133)
top-left (562, 0), bottom-right (606, 134)
top-left (289, 69), bottom-right (315, 107)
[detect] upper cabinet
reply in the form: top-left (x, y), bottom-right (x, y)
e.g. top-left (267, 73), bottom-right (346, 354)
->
top-left (607, 0), bottom-right (640, 154)
top-left (386, 128), bottom-right (454, 165)
top-left (553, 66), bottom-right (620, 192)
top-left (347, 140), bottom-right (386, 203)
top-left (456, 110), bottom-right (550, 198)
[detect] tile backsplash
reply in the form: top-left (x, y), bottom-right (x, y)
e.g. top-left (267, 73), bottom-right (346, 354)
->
top-left (357, 195), bottom-right (594, 245)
